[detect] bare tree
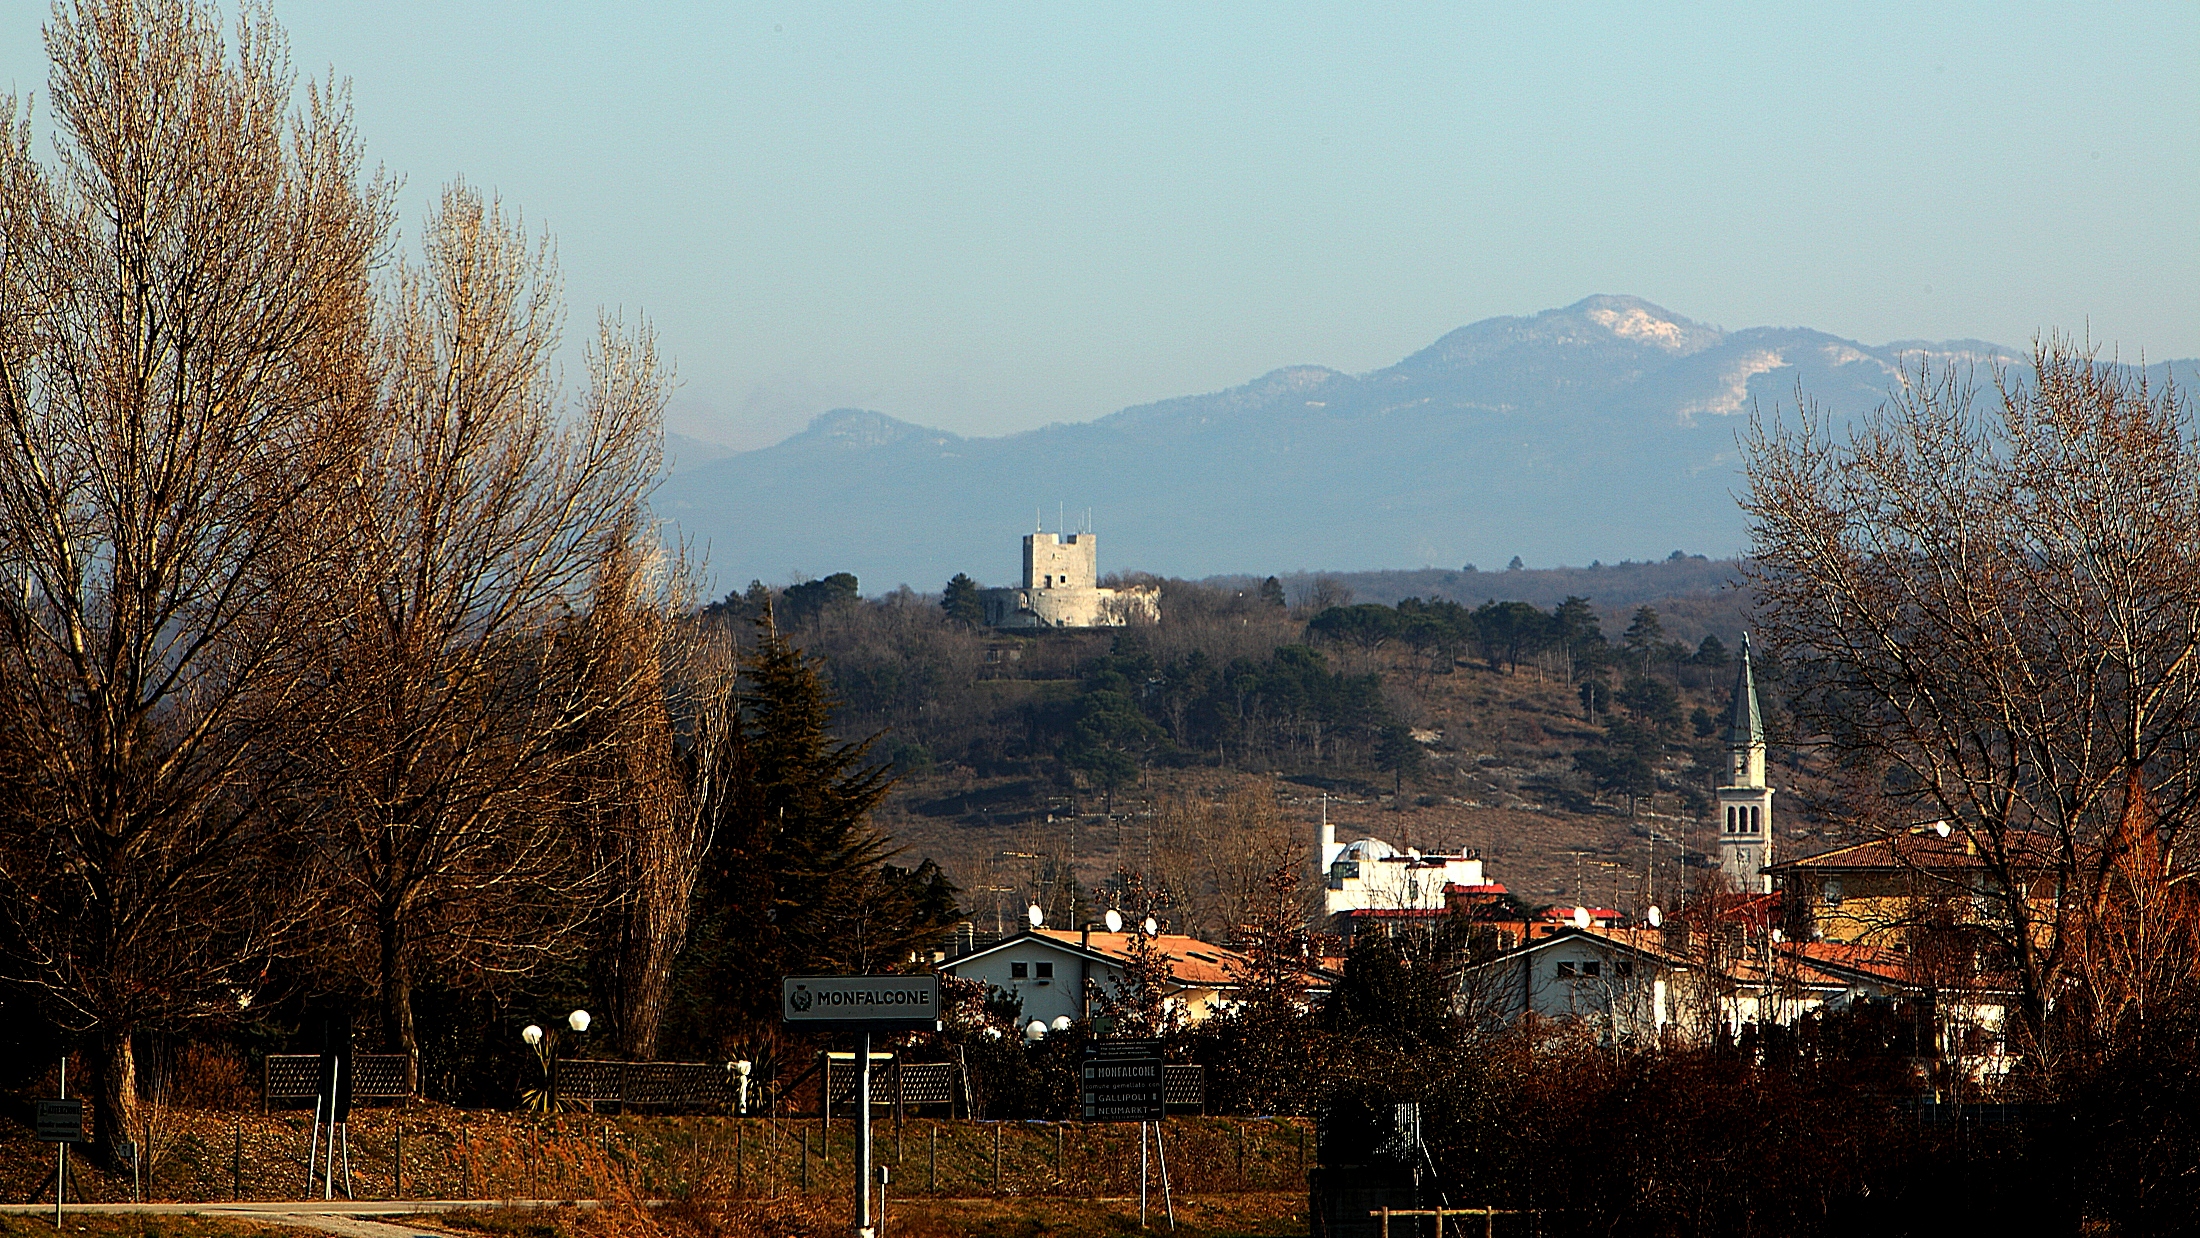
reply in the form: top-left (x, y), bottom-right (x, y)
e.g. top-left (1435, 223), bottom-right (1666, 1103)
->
top-left (1744, 340), bottom-right (2200, 1070)
top-left (0, 0), bottom-right (384, 1166)
top-left (592, 575), bottom-right (739, 1059)
top-left (303, 181), bottom-right (665, 1085)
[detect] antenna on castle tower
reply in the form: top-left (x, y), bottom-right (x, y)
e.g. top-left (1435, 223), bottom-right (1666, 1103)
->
top-left (1059, 501), bottom-right (1065, 537)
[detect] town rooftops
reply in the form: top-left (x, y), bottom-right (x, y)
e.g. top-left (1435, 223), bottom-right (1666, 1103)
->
top-left (1766, 826), bottom-right (2060, 875)
top-left (938, 927), bottom-right (1260, 989)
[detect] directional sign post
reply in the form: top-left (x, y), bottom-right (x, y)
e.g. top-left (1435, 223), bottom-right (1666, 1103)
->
top-left (43, 1058), bottom-right (79, 1228)
top-left (1083, 1039), bottom-right (1173, 1227)
top-left (35, 1100), bottom-right (84, 1144)
top-left (784, 975), bottom-right (940, 1237)
top-left (1080, 1039), bottom-right (1164, 1122)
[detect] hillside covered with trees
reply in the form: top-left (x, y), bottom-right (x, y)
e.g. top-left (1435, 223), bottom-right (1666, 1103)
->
top-left (718, 559), bottom-right (1800, 938)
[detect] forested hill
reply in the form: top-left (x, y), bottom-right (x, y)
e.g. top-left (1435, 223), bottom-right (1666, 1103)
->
top-left (1220, 555), bottom-right (1744, 623)
top-left (735, 570), bottom-right (1805, 934)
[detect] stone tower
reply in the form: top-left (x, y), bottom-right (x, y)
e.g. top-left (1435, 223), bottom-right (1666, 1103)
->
top-left (1716, 634), bottom-right (1774, 894)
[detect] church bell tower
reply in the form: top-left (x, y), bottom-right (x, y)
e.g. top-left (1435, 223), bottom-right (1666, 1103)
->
top-left (1716, 634), bottom-right (1774, 894)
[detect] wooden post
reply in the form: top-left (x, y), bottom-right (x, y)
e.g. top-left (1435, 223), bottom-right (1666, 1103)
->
top-left (1379, 1206), bottom-right (1391, 1238)
top-left (735, 1121), bottom-right (744, 1197)
top-left (801, 1129), bottom-right (810, 1191)
top-left (232, 1124), bottom-right (242, 1201)
top-left (928, 1125), bottom-right (937, 1193)
top-left (992, 1123), bottom-right (1001, 1191)
top-left (393, 1124), bottom-right (402, 1200)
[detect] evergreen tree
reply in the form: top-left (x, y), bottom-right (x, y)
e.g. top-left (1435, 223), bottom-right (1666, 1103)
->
top-left (1257, 576), bottom-right (1288, 609)
top-left (670, 613), bottom-right (954, 1052)
top-left (941, 572), bottom-right (986, 625)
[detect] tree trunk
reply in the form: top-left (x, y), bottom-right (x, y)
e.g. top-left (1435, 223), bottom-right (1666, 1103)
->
top-left (378, 907), bottom-right (419, 1092)
top-left (91, 1028), bottom-right (140, 1174)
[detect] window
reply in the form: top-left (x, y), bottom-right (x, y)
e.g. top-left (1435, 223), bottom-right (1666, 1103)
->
top-left (1036, 962), bottom-right (1054, 981)
top-left (1010, 961), bottom-right (1028, 979)
top-left (1753, 805), bottom-right (1762, 834)
top-left (1726, 805), bottom-right (1736, 833)
top-left (1616, 961), bottom-right (1634, 978)
top-left (1582, 961), bottom-right (1601, 978)
top-left (1556, 961), bottom-right (1576, 978)
top-left (1823, 880), bottom-right (1843, 906)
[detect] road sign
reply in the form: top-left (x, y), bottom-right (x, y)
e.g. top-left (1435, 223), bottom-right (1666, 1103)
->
top-left (1081, 1040), bottom-right (1164, 1121)
top-left (36, 1100), bottom-right (84, 1143)
top-left (781, 974), bottom-right (941, 1031)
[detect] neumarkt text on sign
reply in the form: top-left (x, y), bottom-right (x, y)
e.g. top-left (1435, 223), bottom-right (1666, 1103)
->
top-left (781, 974), bottom-right (941, 1032)
top-left (1082, 1039), bottom-right (1164, 1121)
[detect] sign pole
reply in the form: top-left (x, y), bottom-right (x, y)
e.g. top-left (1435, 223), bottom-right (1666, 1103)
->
top-left (1139, 1120), bottom-right (1148, 1228)
top-left (857, 1031), bottom-right (873, 1238)
top-left (55, 1057), bottom-right (66, 1231)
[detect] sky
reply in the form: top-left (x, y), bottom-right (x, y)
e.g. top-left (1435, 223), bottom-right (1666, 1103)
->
top-left (4, 2), bottom-right (2195, 452)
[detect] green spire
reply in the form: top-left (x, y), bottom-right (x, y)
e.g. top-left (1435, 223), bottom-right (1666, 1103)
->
top-left (1725, 633), bottom-right (1763, 748)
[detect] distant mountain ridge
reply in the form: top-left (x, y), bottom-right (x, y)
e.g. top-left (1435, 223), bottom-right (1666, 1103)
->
top-left (658, 296), bottom-right (2199, 593)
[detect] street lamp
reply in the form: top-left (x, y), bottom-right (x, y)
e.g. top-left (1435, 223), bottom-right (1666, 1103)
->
top-left (521, 1008), bottom-right (592, 1113)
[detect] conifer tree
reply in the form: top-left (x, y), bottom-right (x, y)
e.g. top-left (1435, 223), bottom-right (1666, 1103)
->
top-left (671, 610), bottom-right (956, 1051)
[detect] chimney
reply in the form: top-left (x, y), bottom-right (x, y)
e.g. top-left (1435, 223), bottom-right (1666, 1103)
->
top-left (1081, 924), bottom-right (1092, 951)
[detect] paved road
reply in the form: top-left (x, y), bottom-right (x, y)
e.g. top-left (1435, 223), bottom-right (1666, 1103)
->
top-left (0, 1199), bottom-right (601, 1238)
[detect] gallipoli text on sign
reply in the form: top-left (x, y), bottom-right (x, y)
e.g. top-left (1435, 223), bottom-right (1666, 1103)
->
top-left (781, 974), bottom-right (942, 1031)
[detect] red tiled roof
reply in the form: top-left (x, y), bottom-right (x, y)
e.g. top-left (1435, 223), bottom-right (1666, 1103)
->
top-left (1770, 827), bottom-right (2059, 874)
top-left (1031, 929), bottom-right (1249, 988)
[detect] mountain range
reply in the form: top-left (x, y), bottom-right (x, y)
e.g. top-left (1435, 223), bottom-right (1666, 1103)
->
top-left (656, 296), bottom-right (2198, 594)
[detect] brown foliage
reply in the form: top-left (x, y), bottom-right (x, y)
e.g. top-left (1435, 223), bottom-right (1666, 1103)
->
top-left (1744, 338), bottom-right (2200, 1071)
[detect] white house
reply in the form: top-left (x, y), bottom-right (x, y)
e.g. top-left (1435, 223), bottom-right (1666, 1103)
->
top-left (1319, 812), bottom-right (1487, 920)
top-left (1459, 927), bottom-right (1691, 1043)
top-left (937, 929), bottom-right (1257, 1028)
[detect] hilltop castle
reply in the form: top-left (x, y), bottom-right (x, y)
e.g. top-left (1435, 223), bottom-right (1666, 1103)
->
top-left (980, 530), bottom-right (1159, 629)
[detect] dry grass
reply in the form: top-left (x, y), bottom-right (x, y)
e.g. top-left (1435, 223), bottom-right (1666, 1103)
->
top-left (0, 1217), bottom-right (283, 1238)
top-left (439, 1192), bottom-right (1309, 1238)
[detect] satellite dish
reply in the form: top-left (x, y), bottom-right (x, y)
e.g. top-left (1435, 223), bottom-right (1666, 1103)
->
top-left (1051, 1015), bottom-right (1072, 1031)
top-left (1104, 909), bottom-right (1124, 933)
top-left (1027, 903), bottom-right (1045, 928)
top-left (1771, 928), bottom-right (1784, 944)
top-left (1646, 905), bottom-right (1663, 928)
top-left (1142, 916), bottom-right (1160, 937)
top-left (1571, 905), bottom-right (1592, 929)
top-left (1934, 820), bottom-right (1952, 838)
top-left (1025, 1019), bottom-right (1047, 1042)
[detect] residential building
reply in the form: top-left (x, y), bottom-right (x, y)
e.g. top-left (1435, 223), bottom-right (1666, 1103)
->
top-left (1319, 807), bottom-right (1489, 921)
top-left (937, 927), bottom-right (1257, 1027)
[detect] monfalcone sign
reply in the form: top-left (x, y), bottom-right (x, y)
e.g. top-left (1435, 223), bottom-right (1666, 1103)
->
top-left (781, 974), bottom-right (941, 1032)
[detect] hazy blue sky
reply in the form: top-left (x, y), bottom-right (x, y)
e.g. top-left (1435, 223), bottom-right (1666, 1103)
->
top-left (5, 2), bottom-right (2194, 450)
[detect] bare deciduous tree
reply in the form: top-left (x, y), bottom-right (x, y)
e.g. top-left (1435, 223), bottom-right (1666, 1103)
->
top-left (590, 557), bottom-right (738, 1059)
top-left (0, 0), bottom-right (384, 1166)
top-left (304, 181), bottom-right (666, 1084)
top-left (1744, 340), bottom-right (2200, 1069)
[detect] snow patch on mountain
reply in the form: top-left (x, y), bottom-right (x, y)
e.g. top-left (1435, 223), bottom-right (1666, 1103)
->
top-left (1679, 349), bottom-right (1787, 422)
